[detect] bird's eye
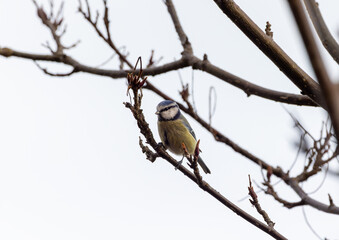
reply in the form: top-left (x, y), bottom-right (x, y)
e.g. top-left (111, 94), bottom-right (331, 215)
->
top-left (161, 106), bottom-right (170, 112)
top-left (160, 105), bottom-right (177, 113)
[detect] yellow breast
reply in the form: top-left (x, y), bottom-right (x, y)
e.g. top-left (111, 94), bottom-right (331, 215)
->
top-left (158, 119), bottom-right (197, 155)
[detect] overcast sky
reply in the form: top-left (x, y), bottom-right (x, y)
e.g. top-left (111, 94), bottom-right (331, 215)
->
top-left (1, 0), bottom-right (339, 239)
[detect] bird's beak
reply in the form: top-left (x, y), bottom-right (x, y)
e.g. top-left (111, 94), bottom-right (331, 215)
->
top-left (155, 111), bottom-right (160, 115)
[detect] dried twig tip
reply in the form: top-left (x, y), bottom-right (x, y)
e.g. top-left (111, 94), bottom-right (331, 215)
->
top-left (328, 194), bottom-right (335, 207)
top-left (179, 83), bottom-right (189, 102)
top-left (265, 21), bottom-right (273, 38)
top-left (194, 139), bottom-right (200, 158)
top-left (181, 142), bottom-right (189, 157)
top-left (248, 175), bottom-right (257, 199)
top-left (266, 166), bottom-right (272, 182)
top-left (126, 57), bottom-right (147, 96)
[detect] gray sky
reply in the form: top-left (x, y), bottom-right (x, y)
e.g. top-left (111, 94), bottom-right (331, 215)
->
top-left (1, 0), bottom-right (339, 239)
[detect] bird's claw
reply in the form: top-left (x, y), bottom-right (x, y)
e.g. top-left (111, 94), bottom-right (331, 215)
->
top-left (156, 142), bottom-right (166, 150)
top-left (175, 159), bottom-right (183, 170)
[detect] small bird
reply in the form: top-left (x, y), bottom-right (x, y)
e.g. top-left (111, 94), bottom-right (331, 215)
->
top-left (156, 100), bottom-right (211, 174)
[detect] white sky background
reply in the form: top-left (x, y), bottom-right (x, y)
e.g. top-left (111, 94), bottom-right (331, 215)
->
top-left (0, 0), bottom-right (339, 239)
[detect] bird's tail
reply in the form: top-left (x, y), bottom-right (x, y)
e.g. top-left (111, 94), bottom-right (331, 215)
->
top-left (198, 156), bottom-right (211, 174)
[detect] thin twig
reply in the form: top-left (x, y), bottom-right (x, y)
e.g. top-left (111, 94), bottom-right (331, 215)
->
top-left (262, 180), bottom-right (305, 209)
top-left (78, 0), bottom-right (133, 68)
top-left (208, 86), bottom-right (217, 125)
top-left (191, 69), bottom-right (197, 113)
top-left (164, 0), bottom-right (193, 54)
top-left (34, 61), bottom-right (78, 76)
top-left (302, 207), bottom-right (324, 240)
top-left (32, 0), bottom-right (67, 55)
top-left (248, 175), bottom-right (275, 228)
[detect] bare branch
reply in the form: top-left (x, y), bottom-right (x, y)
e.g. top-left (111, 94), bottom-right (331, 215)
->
top-left (34, 61), bottom-right (78, 76)
top-left (64, 40), bottom-right (81, 50)
top-left (208, 86), bottom-right (217, 125)
top-left (146, 50), bottom-right (163, 68)
top-left (139, 137), bottom-right (159, 162)
top-left (212, 0), bottom-right (325, 107)
top-left (288, 0), bottom-right (339, 139)
top-left (263, 181), bottom-right (305, 209)
top-left (78, 0), bottom-right (133, 68)
top-left (2, 1), bottom-right (319, 108)
top-left (165, 0), bottom-right (316, 106)
top-left (41, 41), bottom-right (54, 53)
top-left (191, 55), bottom-right (317, 106)
top-left (288, 179), bottom-right (339, 214)
top-left (33, 0), bottom-right (66, 54)
top-left (304, 0), bottom-right (339, 64)
top-left (302, 207), bottom-right (325, 240)
top-left (289, 118), bottom-right (337, 183)
top-left (164, 0), bottom-right (193, 54)
top-left (94, 52), bottom-right (117, 68)
top-left (248, 175), bottom-right (275, 228)
top-left (0, 47), bottom-right (317, 106)
top-left (0, 47), bottom-right (189, 78)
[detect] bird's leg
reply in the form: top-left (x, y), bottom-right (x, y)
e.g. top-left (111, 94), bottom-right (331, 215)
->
top-left (175, 142), bottom-right (190, 170)
top-left (156, 142), bottom-right (166, 150)
top-left (175, 155), bottom-right (185, 170)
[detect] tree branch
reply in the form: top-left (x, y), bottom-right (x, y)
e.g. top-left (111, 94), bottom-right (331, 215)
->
top-left (32, 0), bottom-right (67, 55)
top-left (191, 55), bottom-right (317, 106)
top-left (288, 178), bottom-right (339, 214)
top-left (287, 0), bottom-right (339, 140)
top-left (78, 0), bottom-right (133, 68)
top-left (0, 47), bottom-right (189, 78)
top-left (0, 0), bottom-right (319, 108)
top-left (163, 0), bottom-right (317, 106)
top-left (0, 46), bottom-right (316, 106)
top-left (248, 175), bottom-right (275, 228)
top-left (34, 61), bottom-right (78, 76)
top-left (303, 0), bottom-right (339, 64)
top-left (164, 0), bottom-right (193, 54)
top-left (212, 0), bottom-right (325, 108)
top-left (263, 181), bottom-right (306, 209)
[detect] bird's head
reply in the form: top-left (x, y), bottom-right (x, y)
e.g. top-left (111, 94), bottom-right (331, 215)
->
top-left (156, 100), bottom-right (180, 121)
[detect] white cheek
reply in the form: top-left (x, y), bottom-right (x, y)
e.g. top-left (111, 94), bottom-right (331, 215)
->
top-left (162, 108), bottom-right (178, 119)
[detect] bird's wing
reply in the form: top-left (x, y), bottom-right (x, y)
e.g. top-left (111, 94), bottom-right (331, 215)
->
top-left (180, 114), bottom-right (196, 140)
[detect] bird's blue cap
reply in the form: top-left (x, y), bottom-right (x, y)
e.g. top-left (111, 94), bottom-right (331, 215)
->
top-left (156, 100), bottom-right (178, 115)
top-left (157, 100), bottom-right (175, 107)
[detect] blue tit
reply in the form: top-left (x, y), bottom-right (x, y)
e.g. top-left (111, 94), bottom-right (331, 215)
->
top-left (156, 100), bottom-right (211, 174)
